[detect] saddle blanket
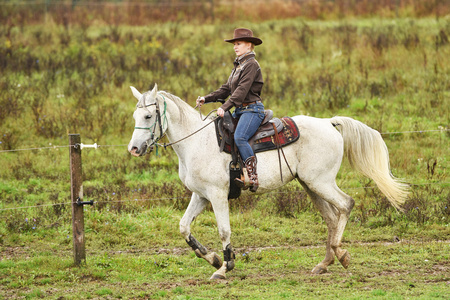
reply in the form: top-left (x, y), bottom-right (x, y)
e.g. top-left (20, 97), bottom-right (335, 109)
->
top-left (219, 117), bottom-right (300, 154)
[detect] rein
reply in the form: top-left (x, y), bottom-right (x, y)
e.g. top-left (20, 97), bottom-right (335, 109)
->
top-left (159, 116), bottom-right (218, 149)
top-left (134, 94), bottom-right (218, 151)
top-left (159, 105), bottom-right (218, 148)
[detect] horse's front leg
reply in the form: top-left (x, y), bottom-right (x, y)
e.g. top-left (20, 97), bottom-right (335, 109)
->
top-left (209, 198), bottom-right (236, 280)
top-left (180, 193), bottom-right (223, 270)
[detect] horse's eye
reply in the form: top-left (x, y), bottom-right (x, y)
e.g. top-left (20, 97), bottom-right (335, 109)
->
top-left (145, 115), bottom-right (152, 120)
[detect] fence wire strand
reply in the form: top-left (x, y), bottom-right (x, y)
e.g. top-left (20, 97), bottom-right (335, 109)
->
top-left (0, 129), bottom-right (448, 154)
top-left (0, 128), bottom-right (447, 211)
top-left (380, 129), bottom-right (449, 135)
top-left (1, 182), bottom-right (448, 212)
top-left (0, 145), bottom-right (74, 153)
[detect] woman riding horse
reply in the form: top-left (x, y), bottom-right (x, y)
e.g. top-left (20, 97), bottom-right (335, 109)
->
top-left (196, 28), bottom-right (265, 192)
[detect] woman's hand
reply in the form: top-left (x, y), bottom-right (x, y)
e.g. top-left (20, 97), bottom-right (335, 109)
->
top-left (196, 96), bottom-right (205, 108)
top-left (217, 107), bottom-right (225, 118)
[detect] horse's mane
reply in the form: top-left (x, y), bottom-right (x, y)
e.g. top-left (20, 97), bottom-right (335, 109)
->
top-left (158, 91), bottom-right (213, 125)
top-left (138, 89), bottom-right (212, 126)
top-left (159, 91), bottom-right (195, 113)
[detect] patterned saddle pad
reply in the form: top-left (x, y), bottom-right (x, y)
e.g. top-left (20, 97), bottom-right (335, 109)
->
top-left (215, 116), bottom-right (300, 154)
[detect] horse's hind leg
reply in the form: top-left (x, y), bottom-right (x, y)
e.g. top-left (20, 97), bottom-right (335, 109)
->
top-left (180, 193), bottom-right (222, 269)
top-left (300, 181), bottom-right (338, 274)
top-left (309, 182), bottom-right (355, 270)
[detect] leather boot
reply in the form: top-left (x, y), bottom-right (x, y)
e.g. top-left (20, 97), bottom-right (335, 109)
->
top-left (245, 156), bottom-right (259, 192)
top-left (234, 156), bottom-right (259, 192)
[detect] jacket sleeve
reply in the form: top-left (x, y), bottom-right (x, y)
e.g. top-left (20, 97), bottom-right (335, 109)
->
top-left (204, 81), bottom-right (231, 104)
top-left (220, 61), bottom-right (260, 111)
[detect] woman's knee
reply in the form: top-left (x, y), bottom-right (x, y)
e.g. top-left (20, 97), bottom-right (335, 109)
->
top-left (234, 134), bottom-right (248, 147)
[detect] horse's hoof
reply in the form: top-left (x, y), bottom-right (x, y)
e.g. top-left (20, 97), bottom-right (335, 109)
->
top-left (211, 253), bottom-right (223, 269)
top-left (338, 250), bottom-right (351, 269)
top-left (226, 260), bottom-right (235, 271)
top-left (203, 252), bottom-right (223, 269)
top-left (311, 265), bottom-right (328, 274)
top-left (210, 273), bottom-right (226, 280)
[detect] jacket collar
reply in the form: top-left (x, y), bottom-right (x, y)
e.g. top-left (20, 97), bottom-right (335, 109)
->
top-left (234, 51), bottom-right (255, 67)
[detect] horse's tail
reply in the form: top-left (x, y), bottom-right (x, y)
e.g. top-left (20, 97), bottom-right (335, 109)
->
top-left (330, 116), bottom-right (409, 211)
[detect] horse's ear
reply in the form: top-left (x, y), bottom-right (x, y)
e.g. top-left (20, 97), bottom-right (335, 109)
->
top-left (130, 86), bottom-right (142, 101)
top-left (149, 83), bottom-right (158, 99)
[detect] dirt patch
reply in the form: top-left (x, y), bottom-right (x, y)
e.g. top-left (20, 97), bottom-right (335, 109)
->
top-left (0, 246), bottom-right (31, 260)
top-left (2, 240), bottom-right (449, 260)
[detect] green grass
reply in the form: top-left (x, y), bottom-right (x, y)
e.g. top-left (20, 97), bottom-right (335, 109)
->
top-left (1, 199), bottom-right (449, 298)
top-left (0, 11), bottom-right (449, 300)
top-left (1, 238), bottom-right (448, 299)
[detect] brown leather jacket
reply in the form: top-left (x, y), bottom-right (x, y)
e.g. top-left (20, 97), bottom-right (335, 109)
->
top-left (204, 52), bottom-right (263, 112)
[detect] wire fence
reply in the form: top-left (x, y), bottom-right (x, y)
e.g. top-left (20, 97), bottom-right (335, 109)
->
top-left (0, 128), bottom-right (448, 154)
top-left (1, 182), bottom-right (448, 212)
top-left (0, 127), bottom-right (448, 212)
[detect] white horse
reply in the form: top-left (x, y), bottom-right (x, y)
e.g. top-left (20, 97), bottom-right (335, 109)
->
top-left (128, 85), bottom-right (409, 279)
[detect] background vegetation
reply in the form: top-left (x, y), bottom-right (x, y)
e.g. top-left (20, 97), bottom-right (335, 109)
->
top-left (1, 0), bottom-right (449, 24)
top-left (0, 0), bottom-right (449, 298)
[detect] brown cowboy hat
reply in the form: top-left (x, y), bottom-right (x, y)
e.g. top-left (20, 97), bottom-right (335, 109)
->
top-left (225, 28), bottom-right (263, 45)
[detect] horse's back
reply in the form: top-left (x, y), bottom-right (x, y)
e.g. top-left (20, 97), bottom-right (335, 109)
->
top-left (291, 115), bottom-right (342, 142)
top-left (290, 115), bottom-right (344, 179)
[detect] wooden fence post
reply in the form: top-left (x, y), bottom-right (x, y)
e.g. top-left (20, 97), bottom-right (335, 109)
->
top-left (69, 134), bottom-right (86, 266)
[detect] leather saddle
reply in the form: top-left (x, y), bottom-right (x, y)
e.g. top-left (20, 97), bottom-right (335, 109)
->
top-left (214, 110), bottom-right (300, 200)
top-left (215, 110), bottom-right (284, 153)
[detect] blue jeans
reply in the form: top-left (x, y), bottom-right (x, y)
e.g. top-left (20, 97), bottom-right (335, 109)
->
top-left (233, 103), bottom-right (265, 161)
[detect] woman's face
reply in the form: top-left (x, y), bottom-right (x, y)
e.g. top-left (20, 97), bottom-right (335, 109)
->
top-left (233, 40), bottom-right (252, 57)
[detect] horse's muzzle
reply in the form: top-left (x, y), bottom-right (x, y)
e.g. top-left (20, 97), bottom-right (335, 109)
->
top-left (129, 147), bottom-right (142, 157)
top-left (129, 144), bottom-right (152, 157)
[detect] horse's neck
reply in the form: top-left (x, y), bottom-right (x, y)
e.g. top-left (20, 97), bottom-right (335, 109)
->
top-left (161, 93), bottom-right (213, 155)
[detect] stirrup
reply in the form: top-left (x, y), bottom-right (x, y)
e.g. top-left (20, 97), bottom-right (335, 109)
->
top-left (234, 167), bottom-right (249, 190)
top-left (234, 175), bottom-right (249, 190)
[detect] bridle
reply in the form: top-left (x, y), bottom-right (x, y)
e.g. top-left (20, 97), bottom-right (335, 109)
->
top-left (134, 93), bottom-right (168, 151)
top-left (133, 93), bottom-right (218, 153)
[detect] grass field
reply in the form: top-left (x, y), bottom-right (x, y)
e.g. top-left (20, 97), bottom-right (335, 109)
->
top-left (1, 208), bottom-right (449, 299)
top-left (1, 0), bottom-right (449, 298)
top-left (2, 242), bottom-right (449, 299)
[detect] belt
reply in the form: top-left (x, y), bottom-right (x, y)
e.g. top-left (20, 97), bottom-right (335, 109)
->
top-left (241, 101), bottom-right (261, 107)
